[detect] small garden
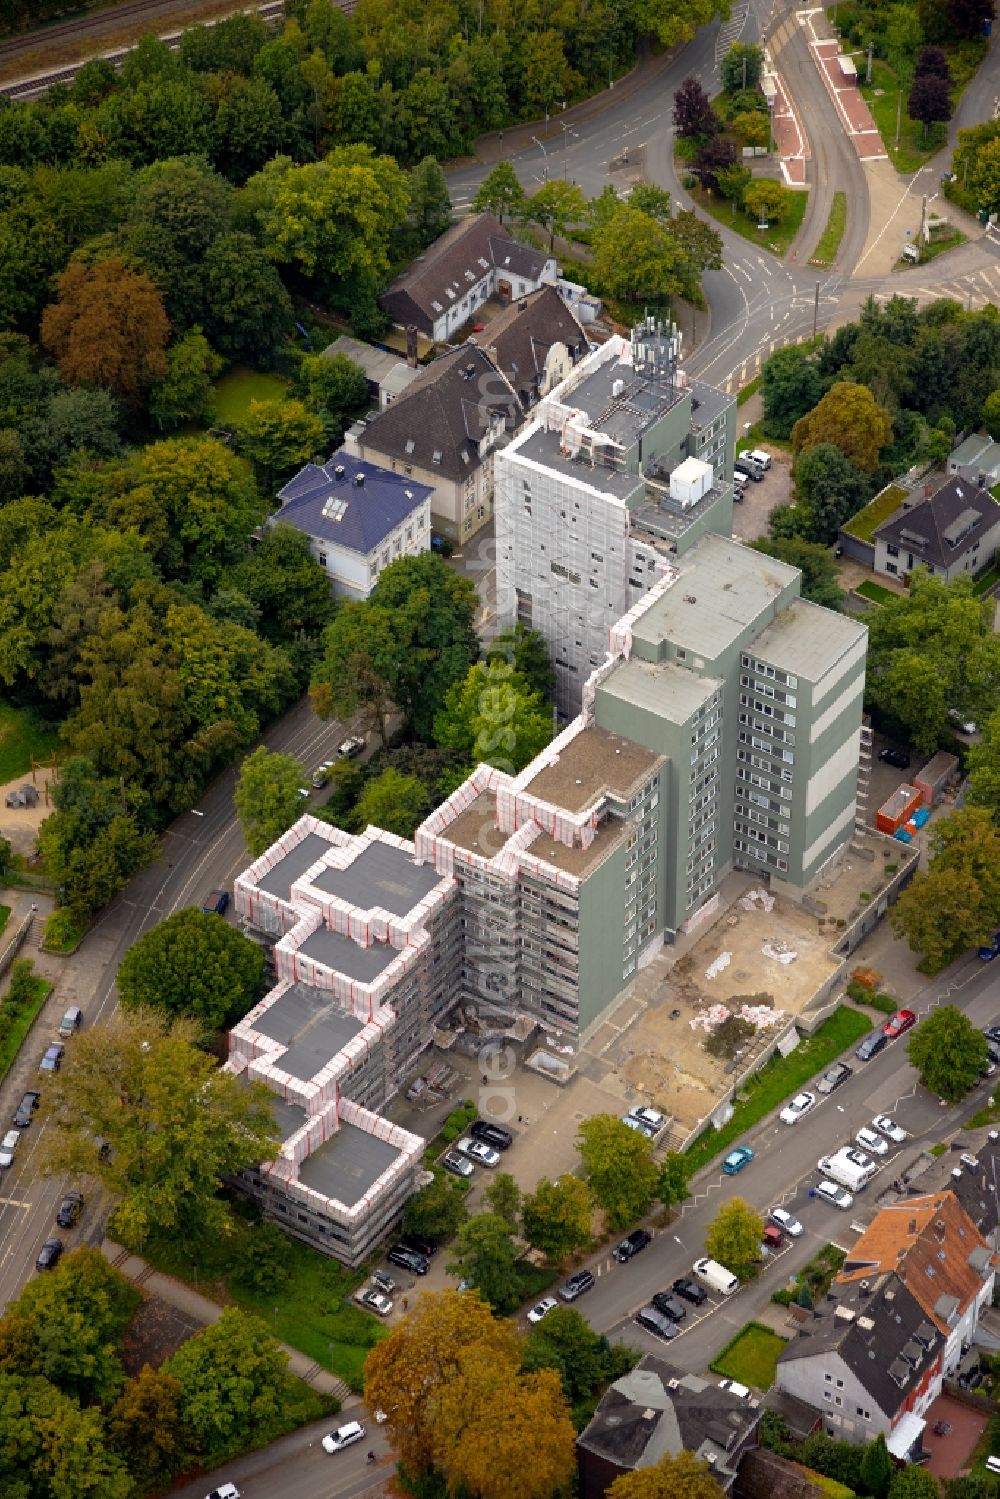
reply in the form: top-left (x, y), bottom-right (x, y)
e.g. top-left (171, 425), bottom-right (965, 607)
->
top-left (0, 958), bottom-right (52, 1083)
top-left (684, 1007), bottom-right (871, 1173)
top-left (772, 1242), bottom-right (847, 1307)
top-left (846, 976), bottom-right (897, 1015)
top-left (855, 579), bottom-right (899, 605)
top-left (210, 366), bottom-right (291, 428)
top-left (841, 484), bottom-right (907, 544)
top-left (811, 192), bottom-right (847, 267)
top-left (711, 1320), bottom-right (789, 1389)
top-left (0, 702), bottom-right (59, 784)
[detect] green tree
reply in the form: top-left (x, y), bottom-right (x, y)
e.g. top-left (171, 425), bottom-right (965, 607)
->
top-left (433, 660), bottom-right (552, 774)
top-left (231, 521), bottom-right (336, 646)
top-left (751, 537), bottom-right (843, 607)
top-left (234, 745), bottom-right (307, 857)
top-left (404, 1173), bottom-right (470, 1242)
top-left (117, 906), bottom-right (264, 1031)
top-left (704, 1197), bottom-right (764, 1279)
top-left (236, 397), bottom-right (324, 497)
top-left (229, 1220), bottom-right (292, 1296)
top-left (485, 626), bottom-right (554, 703)
top-left (907, 1003), bottom-right (989, 1100)
top-left (39, 1009), bottom-right (281, 1245)
top-left (522, 1175), bottom-right (592, 1261)
top-left (164, 1307), bottom-right (288, 1461)
top-left (148, 328), bottom-right (223, 431)
top-left (483, 1171), bottom-right (522, 1230)
top-left (657, 1152), bottom-right (691, 1210)
top-left (886, 4), bottom-right (924, 82)
top-left (888, 1468), bottom-right (941, 1499)
top-left (722, 43), bottom-right (764, 92)
top-left (353, 768), bottom-right (429, 838)
top-left (628, 184), bottom-right (674, 221)
top-left (519, 29), bottom-right (582, 113)
top-left (311, 602), bottom-right (398, 746)
top-left (525, 180), bottom-right (587, 252)
top-left (744, 179), bottom-right (790, 223)
top-left (716, 162), bottom-right (752, 204)
top-left (298, 351), bottom-right (368, 441)
top-left (969, 708), bottom-right (1000, 817)
top-left (593, 204), bottom-right (697, 307)
top-left (791, 442), bottom-right (870, 543)
top-left (762, 345), bottom-right (824, 440)
top-left (792, 381), bottom-right (893, 472)
top-left (472, 160), bottom-right (527, 225)
top-left (38, 757), bottom-right (158, 926)
top-left (860, 1433), bottom-right (893, 1499)
top-left (607, 1449), bottom-right (727, 1499)
top-left (797, 1433), bottom-right (864, 1491)
top-left (577, 1114), bottom-right (658, 1229)
top-left (732, 111), bottom-right (770, 148)
top-left (447, 1212), bottom-right (521, 1314)
top-left (201, 231), bottom-right (292, 365)
top-left (894, 807), bottom-right (1000, 969)
top-left (406, 155), bottom-right (453, 247)
top-left (668, 208), bottom-right (723, 277)
top-left (521, 1306), bottom-right (615, 1403)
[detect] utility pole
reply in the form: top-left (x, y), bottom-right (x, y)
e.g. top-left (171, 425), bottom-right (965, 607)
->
top-left (866, 42), bottom-right (873, 85)
top-left (742, 53), bottom-right (747, 90)
top-left (919, 192), bottom-right (928, 245)
top-left (895, 87), bottom-right (902, 147)
top-left (813, 283), bottom-right (819, 343)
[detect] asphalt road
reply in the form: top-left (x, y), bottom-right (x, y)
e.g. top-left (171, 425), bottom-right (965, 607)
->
top-left (168, 1417), bottom-right (396, 1499)
top-left (0, 695), bottom-right (360, 1309)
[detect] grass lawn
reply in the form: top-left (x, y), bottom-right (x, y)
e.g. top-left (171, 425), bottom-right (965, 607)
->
top-left (860, 61), bottom-right (947, 175)
top-left (40, 909), bottom-right (86, 955)
top-left (855, 580), bottom-right (898, 604)
top-left (711, 1321), bottom-right (788, 1388)
top-left (211, 367), bottom-right (291, 428)
top-left (974, 563), bottom-right (1000, 597)
top-left (686, 180), bottom-right (809, 259)
top-left (0, 976), bottom-right (52, 1083)
top-left (917, 228), bottom-right (968, 265)
top-left (842, 484), bottom-right (907, 543)
top-left (811, 191), bottom-right (847, 265)
top-left (685, 1007), bottom-right (871, 1173)
top-left (967, 1089), bottom-right (1000, 1129)
top-left (0, 907), bottom-right (9, 938)
top-left (0, 703), bottom-right (59, 784)
top-left (773, 1243), bottom-right (846, 1306)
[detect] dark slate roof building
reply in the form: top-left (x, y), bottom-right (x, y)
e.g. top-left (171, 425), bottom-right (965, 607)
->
top-left (576, 1357), bottom-right (760, 1498)
top-left (273, 450), bottom-right (432, 599)
top-left (873, 475), bottom-right (1000, 584)
top-left (473, 284), bottom-right (589, 409)
top-left (379, 212), bottom-right (556, 343)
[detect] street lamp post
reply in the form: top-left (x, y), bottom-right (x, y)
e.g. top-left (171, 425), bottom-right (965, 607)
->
top-left (895, 87), bottom-right (902, 148)
top-left (560, 121), bottom-right (578, 179)
top-left (531, 136), bottom-right (548, 180)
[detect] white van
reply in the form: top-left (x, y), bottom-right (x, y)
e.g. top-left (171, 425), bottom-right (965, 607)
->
top-left (818, 1146), bottom-right (878, 1192)
top-left (746, 448), bottom-right (771, 471)
top-left (692, 1256), bottom-right (739, 1296)
top-left (986, 1455), bottom-right (1000, 1474)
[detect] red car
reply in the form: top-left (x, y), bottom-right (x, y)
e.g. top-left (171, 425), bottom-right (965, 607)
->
top-left (883, 1008), bottom-right (916, 1039)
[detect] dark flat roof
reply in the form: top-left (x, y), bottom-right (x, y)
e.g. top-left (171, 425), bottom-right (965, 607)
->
top-left (299, 1120), bottom-right (404, 1207)
top-left (254, 982), bottom-right (365, 1083)
top-left (268, 1091), bottom-right (308, 1143)
top-left (299, 926), bottom-right (398, 982)
top-left (257, 832), bottom-right (331, 899)
top-left (311, 840), bottom-right (441, 916)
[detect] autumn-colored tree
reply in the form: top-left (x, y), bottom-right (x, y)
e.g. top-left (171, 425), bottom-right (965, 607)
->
top-left (893, 807), bottom-right (1000, 974)
top-left (109, 1364), bottom-right (188, 1493)
top-left (522, 1174), bottom-right (592, 1261)
top-left (41, 257), bottom-right (170, 408)
top-left (791, 381), bottom-right (892, 472)
top-left (577, 1113), bottom-right (659, 1229)
top-left (704, 1197), bottom-right (764, 1280)
top-left (607, 1449), bottom-right (726, 1499)
top-left (363, 1289), bottom-right (522, 1473)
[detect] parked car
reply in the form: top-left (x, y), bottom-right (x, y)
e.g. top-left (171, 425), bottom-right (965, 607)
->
top-left (984, 1024), bottom-right (1000, 1046)
top-left (322, 1421), bottom-right (366, 1454)
top-left (734, 456), bottom-right (764, 482)
top-left (387, 1246), bottom-right (429, 1275)
top-left (628, 1105), bottom-right (665, 1133)
top-left (732, 471), bottom-right (749, 500)
top-left (527, 1296), bottom-right (559, 1324)
top-left (55, 1191), bottom-right (83, 1228)
top-left (768, 1206), bottom-right (803, 1237)
top-left (57, 1006), bottom-right (83, 1038)
top-left (855, 1126), bottom-right (889, 1157)
top-left (614, 1229), bottom-right (652, 1263)
top-left (878, 747), bottom-right (911, 769)
top-left (856, 1031), bottom-right (887, 1062)
top-left (205, 1486), bottom-right (240, 1499)
top-left (338, 736), bottom-right (366, 759)
top-left (779, 1091), bottom-right (816, 1126)
top-left (671, 1277), bottom-right (708, 1305)
top-left (721, 1145), bottom-right (753, 1175)
top-left (979, 933), bottom-right (1000, 961)
top-left (371, 1270), bottom-right (396, 1295)
top-left (815, 1179), bottom-right (854, 1210)
top-left (762, 1224), bottom-right (783, 1250)
top-left (200, 889), bottom-right (229, 916)
top-left (746, 448), bottom-right (772, 471)
top-left (35, 1237), bottom-right (63, 1271)
top-left (883, 1009), bottom-right (916, 1040)
top-left (442, 1151), bottom-right (474, 1179)
top-left (13, 1091), bottom-right (40, 1127)
top-left (718, 1378), bottom-right (751, 1399)
top-left (38, 1044), bottom-right (64, 1073)
top-left (559, 1269), bottom-right (595, 1302)
top-left (651, 1291), bottom-right (687, 1321)
top-left (635, 1304), bottom-right (678, 1341)
top-left (470, 1120), bottom-right (513, 1151)
top-left (948, 709), bottom-right (978, 735)
top-left (311, 761), bottom-right (334, 788)
top-left (0, 1130), bottom-right (19, 1168)
top-left (816, 1062), bottom-right (853, 1095)
top-left (400, 1234), bottom-right (436, 1259)
top-left (456, 1136), bottom-right (500, 1167)
top-left (356, 1289), bottom-right (393, 1317)
top-left (622, 1113), bottom-right (657, 1137)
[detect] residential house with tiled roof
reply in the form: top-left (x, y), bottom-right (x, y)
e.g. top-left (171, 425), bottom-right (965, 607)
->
top-left (349, 342), bottom-right (520, 545)
top-left (273, 450), bottom-right (432, 600)
top-left (472, 285), bottom-right (588, 411)
top-left (873, 475), bottom-right (1000, 585)
top-left (839, 1190), bottom-right (996, 1376)
top-left (379, 212), bottom-right (556, 344)
top-left (576, 1357), bottom-right (760, 1498)
top-left (775, 1270), bottom-right (944, 1459)
top-left (900, 1127), bottom-right (1000, 1246)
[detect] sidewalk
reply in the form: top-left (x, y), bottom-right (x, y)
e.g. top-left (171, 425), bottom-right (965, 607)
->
top-left (101, 1239), bottom-right (357, 1406)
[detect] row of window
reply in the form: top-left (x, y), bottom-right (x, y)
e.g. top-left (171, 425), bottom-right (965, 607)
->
top-left (740, 694), bottom-right (797, 728)
top-left (734, 822), bottom-right (789, 854)
top-left (740, 674), bottom-right (797, 709)
top-left (742, 655), bottom-right (797, 689)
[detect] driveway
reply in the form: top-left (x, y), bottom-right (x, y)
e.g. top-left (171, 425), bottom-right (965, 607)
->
top-left (731, 450), bottom-right (793, 542)
top-left (920, 1393), bottom-right (990, 1481)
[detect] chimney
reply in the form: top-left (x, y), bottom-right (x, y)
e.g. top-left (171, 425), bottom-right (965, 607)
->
top-left (406, 324), bottom-right (418, 369)
top-left (355, 472), bottom-right (365, 487)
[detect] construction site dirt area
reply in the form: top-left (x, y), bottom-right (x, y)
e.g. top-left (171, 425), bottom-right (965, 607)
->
top-left (0, 770), bottom-right (56, 856)
top-left (608, 890), bottom-right (842, 1137)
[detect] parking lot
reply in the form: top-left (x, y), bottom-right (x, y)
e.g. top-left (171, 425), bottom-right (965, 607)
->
top-left (731, 446), bottom-right (793, 544)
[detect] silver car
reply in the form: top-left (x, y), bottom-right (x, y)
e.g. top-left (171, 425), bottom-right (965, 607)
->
top-left (816, 1179), bottom-right (853, 1210)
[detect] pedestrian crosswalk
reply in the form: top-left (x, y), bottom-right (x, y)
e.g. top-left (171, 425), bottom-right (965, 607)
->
top-left (715, 3), bottom-right (750, 63)
top-left (722, 331), bottom-right (815, 394)
top-left (906, 264), bottom-right (1000, 311)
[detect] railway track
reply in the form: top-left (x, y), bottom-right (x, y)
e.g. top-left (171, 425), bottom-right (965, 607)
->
top-left (0, 0), bottom-right (284, 99)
